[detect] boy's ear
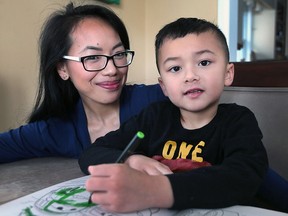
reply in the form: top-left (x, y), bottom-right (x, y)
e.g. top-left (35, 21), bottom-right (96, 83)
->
top-left (224, 63), bottom-right (234, 86)
top-left (57, 62), bottom-right (69, 80)
top-left (158, 77), bottom-right (168, 96)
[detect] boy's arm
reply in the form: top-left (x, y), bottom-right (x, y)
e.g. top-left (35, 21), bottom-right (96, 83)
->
top-left (78, 101), bottom-right (161, 174)
top-left (78, 133), bottom-right (132, 174)
top-left (78, 116), bottom-right (141, 174)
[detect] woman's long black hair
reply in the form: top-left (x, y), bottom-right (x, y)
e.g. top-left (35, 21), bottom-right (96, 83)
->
top-left (28, 2), bottom-right (130, 122)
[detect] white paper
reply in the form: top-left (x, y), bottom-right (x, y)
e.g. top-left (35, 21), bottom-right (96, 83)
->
top-left (174, 206), bottom-right (288, 216)
top-left (0, 176), bottom-right (176, 216)
top-left (0, 175), bottom-right (287, 216)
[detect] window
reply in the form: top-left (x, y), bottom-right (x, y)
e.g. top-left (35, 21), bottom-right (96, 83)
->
top-left (218, 0), bottom-right (287, 62)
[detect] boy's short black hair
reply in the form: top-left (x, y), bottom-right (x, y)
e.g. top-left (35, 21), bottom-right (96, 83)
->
top-left (155, 17), bottom-right (230, 71)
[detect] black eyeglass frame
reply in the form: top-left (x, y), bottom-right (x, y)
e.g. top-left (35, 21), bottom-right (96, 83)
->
top-left (62, 50), bottom-right (135, 72)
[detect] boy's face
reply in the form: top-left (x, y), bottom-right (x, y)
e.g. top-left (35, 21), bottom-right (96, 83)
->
top-left (158, 31), bottom-right (234, 115)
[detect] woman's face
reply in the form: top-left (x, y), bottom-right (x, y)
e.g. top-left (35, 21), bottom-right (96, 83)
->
top-left (58, 18), bottom-right (128, 106)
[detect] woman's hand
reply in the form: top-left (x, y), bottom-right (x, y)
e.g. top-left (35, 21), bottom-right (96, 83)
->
top-left (86, 164), bottom-right (174, 213)
top-left (125, 154), bottom-right (173, 175)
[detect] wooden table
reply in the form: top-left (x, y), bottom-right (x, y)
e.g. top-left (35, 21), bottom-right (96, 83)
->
top-left (0, 157), bottom-right (84, 204)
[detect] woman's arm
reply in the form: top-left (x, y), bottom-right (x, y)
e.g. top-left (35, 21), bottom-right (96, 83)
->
top-left (0, 117), bottom-right (88, 163)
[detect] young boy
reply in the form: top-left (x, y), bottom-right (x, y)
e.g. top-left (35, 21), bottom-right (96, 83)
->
top-left (79, 18), bottom-right (268, 213)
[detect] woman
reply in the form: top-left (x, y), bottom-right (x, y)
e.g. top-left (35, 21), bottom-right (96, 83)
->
top-left (0, 3), bottom-right (166, 163)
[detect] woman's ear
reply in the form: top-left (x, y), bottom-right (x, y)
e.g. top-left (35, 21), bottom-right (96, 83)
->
top-left (158, 77), bottom-right (168, 96)
top-left (57, 62), bottom-right (69, 80)
top-left (224, 63), bottom-right (234, 86)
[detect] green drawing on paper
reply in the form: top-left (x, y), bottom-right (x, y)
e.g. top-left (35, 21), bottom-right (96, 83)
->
top-left (42, 186), bottom-right (94, 213)
top-left (17, 182), bottom-right (173, 216)
top-left (35, 186), bottom-right (95, 213)
top-left (19, 185), bottom-right (97, 215)
top-left (22, 206), bottom-right (35, 216)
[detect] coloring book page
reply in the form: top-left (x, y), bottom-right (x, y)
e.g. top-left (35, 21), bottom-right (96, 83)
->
top-left (0, 175), bottom-right (287, 216)
top-left (0, 176), bottom-right (176, 216)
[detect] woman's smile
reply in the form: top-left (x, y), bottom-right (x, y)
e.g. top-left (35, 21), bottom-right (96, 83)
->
top-left (96, 79), bottom-right (122, 90)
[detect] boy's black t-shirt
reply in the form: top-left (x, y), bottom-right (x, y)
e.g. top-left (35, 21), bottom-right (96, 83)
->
top-left (79, 100), bottom-right (268, 210)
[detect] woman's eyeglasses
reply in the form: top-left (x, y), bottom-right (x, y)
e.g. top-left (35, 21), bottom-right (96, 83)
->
top-left (63, 50), bottom-right (134, 72)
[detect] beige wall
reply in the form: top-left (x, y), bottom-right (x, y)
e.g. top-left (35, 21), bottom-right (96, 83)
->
top-left (0, 0), bottom-right (217, 131)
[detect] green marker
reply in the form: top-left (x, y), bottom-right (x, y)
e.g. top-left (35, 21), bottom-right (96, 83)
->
top-left (115, 131), bottom-right (145, 163)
